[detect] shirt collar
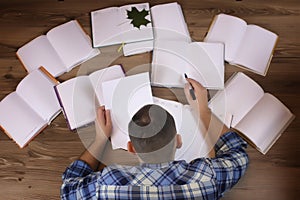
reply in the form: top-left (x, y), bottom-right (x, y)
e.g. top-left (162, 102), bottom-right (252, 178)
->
top-left (140, 161), bottom-right (177, 169)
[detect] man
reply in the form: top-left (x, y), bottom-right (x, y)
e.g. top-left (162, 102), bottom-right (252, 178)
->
top-left (61, 78), bottom-right (249, 199)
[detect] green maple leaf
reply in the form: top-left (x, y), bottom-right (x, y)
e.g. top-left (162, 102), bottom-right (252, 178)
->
top-left (127, 7), bottom-right (151, 29)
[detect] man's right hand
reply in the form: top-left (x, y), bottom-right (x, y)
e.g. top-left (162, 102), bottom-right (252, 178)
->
top-left (184, 78), bottom-right (211, 115)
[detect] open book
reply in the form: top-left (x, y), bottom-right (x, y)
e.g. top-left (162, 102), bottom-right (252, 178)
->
top-left (151, 2), bottom-right (191, 42)
top-left (17, 20), bottom-right (100, 77)
top-left (151, 40), bottom-right (224, 89)
top-left (0, 67), bottom-right (61, 148)
top-left (122, 2), bottom-right (191, 56)
top-left (204, 13), bottom-right (278, 76)
top-left (91, 3), bottom-right (153, 48)
top-left (54, 65), bottom-right (125, 130)
top-left (102, 72), bottom-right (153, 150)
top-left (208, 72), bottom-right (295, 154)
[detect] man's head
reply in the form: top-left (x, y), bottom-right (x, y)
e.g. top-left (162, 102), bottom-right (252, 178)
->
top-left (128, 104), bottom-right (182, 163)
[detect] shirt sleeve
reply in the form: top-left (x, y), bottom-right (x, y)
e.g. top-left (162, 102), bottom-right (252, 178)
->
top-left (61, 160), bottom-right (99, 200)
top-left (210, 131), bottom-right (249, 197)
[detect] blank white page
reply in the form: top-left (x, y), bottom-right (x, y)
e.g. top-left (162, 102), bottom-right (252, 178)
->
top-left (151, 2), bottom-right (190, 41)
top-left (151, 40), bottom-right (224, 89)
top-left (55, 76), bottom-right (95, 130)
top-left (88, 65), bottom-right (125, 104)
top-left (151, 40), bottom-right (190, 87)
top-left (209, 72), bottom-right (264, 127)
top-left (17, 69), bottom-right (60, 122)
top-left (47, 20), bottom-right (98, 69)
top-left (16, 35), bottom-right (65, 77)
top-left (0, 92), bottom-right (46, 148)
top-left (91, 7), bottom-right (123, 47)
top-left (204, 14), bottom-right (247, 61)
top-left (102, 72), bottom-right (153, 150)
top-left (234, 25), bottom-right (278, 75)
top-left (235, 93), bottom-right (294, 154)
top-left (187, 42), bottom-right (224, 89)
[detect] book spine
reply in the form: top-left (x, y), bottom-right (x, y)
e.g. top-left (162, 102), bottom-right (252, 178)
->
top-left (21, 124), bottom-right (48, 148)
top-left (39, 66), bottom-right (60, 85)
top-left (119, 64), bottom-right (126, 75)
top-left (0, 125), bottom-right (12, 139)
top-left (53, 85), bottom-right (74, 131)
top-left (203, 15), bottom-right (218, 41)
top-left (263, 36), bottom-right (279, 76)
top-left (16, 52), bottom-right (30, 73)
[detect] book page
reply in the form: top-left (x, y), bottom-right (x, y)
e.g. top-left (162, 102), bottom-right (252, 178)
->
top-left (123, 40), bottom-right (154, 56)
top-left (16, 69), bottom-right (61, 122)
top-left (91, 7), bottom-right (123, 47)
top-left (151, 40), bottom-right (190, 87)
top-left (235, 93), bottom-right (294, 154)
top-left (0, 93), bottom-right (46, 148)
top-left (47, 20), bottom-right (99, 69)
top-left (153, 97), bottom-right (209, 162)
top-left (233, 25), bottom-right (278, 75)
top-left (102, 72), bottom-right (153, 150)
top-left (187, 42), bottom-right (224, 89)
top-left (208, 72), bottom-right (265, 127)
top-left (16, 35), bottom-right (65, 77)
top-left (204, 14), bottom-right (247, 61)
top-left (151, 40), bottom-right (224, 89)
top-left (55, 76), bottom-right (96, 130)
top-left (119, 3), bottom-right (153, 44)
top-left (88, 65), bottom-right (125, 104)
top-left (151, 2), bottom-right (191, 42)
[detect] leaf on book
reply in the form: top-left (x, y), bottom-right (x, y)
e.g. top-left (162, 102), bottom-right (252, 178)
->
top-left (127, 7), bottom-right (150, 29)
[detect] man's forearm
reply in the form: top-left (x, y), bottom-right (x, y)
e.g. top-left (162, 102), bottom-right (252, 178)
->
top-left (199, 108), bottom-right (229, 158)
top-left (79, 135), bottom-right (108, 171)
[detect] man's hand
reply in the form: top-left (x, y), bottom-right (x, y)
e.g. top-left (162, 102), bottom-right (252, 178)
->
top-left (184, 78), bottom-right (210, 115)
top-left (95, 106), bottom-right (112, 139)
top-left (78, 106), bottom-right (112, 171)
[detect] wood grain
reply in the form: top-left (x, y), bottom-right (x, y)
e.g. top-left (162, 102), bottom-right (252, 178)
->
top-left (0, 0), bottom-right (299, 199)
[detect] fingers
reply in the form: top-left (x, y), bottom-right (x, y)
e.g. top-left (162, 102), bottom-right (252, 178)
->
top-left (185, 78), bottom-right (207, 100)
top-left (96, 106), bottom-right (112, 138)
top-left (97, 106), bottom-right (106, 125)
top-left (186, 78), bottom-right (206, 92)
top-left (104, 109), bottom-right (112, 128)
top-left (184, 78), bottom-right (209, 113)
top-left (97, 106), bottom-right (112, 126)
top-left (184, 83), bottom-right (195, 104)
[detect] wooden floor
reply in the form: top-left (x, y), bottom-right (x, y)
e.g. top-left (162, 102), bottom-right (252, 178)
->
top-left (0, 0), bottom-right (299, 199)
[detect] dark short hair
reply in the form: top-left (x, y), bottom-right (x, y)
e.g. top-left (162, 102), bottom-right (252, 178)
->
top-left (128, 104), bottom-right (177, 153)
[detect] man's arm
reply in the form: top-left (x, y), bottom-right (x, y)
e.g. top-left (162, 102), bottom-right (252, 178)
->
top-left (79, 106), bottom-right (112, 171)
top-left (211, 131), bottom-right (248, 197)
top-left (185, 78), bottom-right (229, 157)
top-left (184, 78), bottom-right (249, 197)
top-left (61, 106), bottom-right (112, 199)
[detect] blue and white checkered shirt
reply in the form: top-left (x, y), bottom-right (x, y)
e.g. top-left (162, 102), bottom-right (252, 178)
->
top-left (61, 131), bottom-right (248, 199)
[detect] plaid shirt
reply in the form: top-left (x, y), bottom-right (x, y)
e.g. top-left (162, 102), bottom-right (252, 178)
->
top-left (61, 131), bottom-right (248, 200)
